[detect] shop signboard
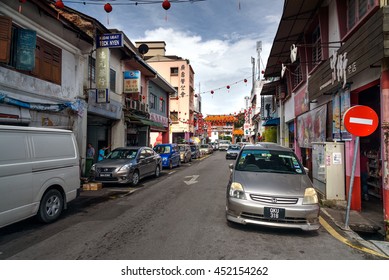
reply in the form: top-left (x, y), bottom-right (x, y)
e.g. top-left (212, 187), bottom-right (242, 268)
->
top-left (123, 70), bottom-right (141, 94)
top-left (96, 33), bottom-right (123, 48)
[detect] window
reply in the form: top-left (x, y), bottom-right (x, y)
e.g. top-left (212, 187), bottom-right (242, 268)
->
top-left (347, 0), bottom-right (378, 31)
top-left (311, 25), bottom-right (322, 65)
top-left (0, 16), bottom-right (62, 85)
top-left (291, 63), bottom-right (303, 89)
top-left (170, 112), bottom-right (178, 122)
top-left (170, 87), bottom-right (178, 98)
top-left (149, 93), bottom-right (157, 109)
top-left (110, 68), bottom-right (116, 92)
top-left (88, 56), bottom-right (95, 83)
top-left (159, 99), bottom-right (165, 112)
top-left (170, 67), bottom-right (178, 76)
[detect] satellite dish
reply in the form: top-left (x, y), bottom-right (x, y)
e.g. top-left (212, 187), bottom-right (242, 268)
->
top-left (138, 44), bottom-right (149, 55)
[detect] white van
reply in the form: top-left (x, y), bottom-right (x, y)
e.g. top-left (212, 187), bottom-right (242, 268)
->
top-left (0, 125), bottom-right (80, 228)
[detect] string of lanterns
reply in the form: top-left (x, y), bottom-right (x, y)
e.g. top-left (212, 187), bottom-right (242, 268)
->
top-left (199, 75), bottom-right (252, 95)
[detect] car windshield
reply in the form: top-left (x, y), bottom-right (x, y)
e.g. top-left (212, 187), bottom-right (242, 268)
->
top-left (154, 145), bottom-right (171, 154)
top-left (228, 145), bottom-right (240, 151)
top-left (106, 149), bottom-right (138, 159)
top-left (235, 149), bottom-right (304, 174)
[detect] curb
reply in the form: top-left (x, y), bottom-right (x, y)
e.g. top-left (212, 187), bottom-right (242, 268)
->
top-left (320, 209), bottom-right (389, 259)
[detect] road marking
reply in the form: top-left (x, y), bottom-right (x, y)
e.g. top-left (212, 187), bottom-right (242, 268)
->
top-left (184, 175), bottom-right (199, 185)
top-left (349, 117), bottom-right (373, 125)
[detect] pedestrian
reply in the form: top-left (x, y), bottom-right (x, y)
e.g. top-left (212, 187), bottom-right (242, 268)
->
top-left (87, 143), bottom-right (95, 160)
top-left (98, 146), bottom-right (109, 161)
top-left (360, 150), bottom-right (369, 201)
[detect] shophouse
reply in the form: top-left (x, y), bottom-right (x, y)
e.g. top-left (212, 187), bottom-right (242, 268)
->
top-left (263, 0), bottom-right (388, 238)
top-left (136, 41), bottom-right (196, 143)
top-left (0, 0), bottom-right (93, 160)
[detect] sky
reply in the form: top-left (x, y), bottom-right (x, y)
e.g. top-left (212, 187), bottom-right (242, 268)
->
top-left (64, 0), bottom-right (285, 116)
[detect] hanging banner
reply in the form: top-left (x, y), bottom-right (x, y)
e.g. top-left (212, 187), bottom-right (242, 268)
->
top-left (297, 105), bottom-right (327, 148)
top-left (332, 88), bottom-right (351, 141)
top-left (261, 95), bottom-right (273, 120)
top-left (123, 70), bottom-right (141, 93)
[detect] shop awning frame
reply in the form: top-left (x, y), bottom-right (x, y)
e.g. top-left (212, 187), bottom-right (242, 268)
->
top-left (126, 114), bottom-right (164, 128)
top-left (263, 118), bottom-right (280, 126)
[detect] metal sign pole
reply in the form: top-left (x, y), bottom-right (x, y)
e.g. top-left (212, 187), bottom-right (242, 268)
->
top-left (344, 136), bottom-right (359, 230)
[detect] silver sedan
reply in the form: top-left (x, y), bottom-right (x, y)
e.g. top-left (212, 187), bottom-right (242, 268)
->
top-left (90, 146), bottom-right (162, 186)
top-left (226, 143), bottom-right (320, 231)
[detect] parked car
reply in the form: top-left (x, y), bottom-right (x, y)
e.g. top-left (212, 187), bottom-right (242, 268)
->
top-left (200, 144), bottom-right (213, 155)
top-left (154, 143), bottom-right (181, 169)
top-left (226, 143), bottom-right (320, 231)
top-left (178, 144), bottom-right (192, 163)
top-left (226, 144), bottom-right (241, 159)
top-left (90, 146), bottom-right (162, 186)
top-left (218, 140), bottom-right (230, 151)
top-left (190, 144), bottom-right (201, 159)
top-left (0, 125), bottom-right (80, 228)
top-left (210, 142), bottom-right (218, 150)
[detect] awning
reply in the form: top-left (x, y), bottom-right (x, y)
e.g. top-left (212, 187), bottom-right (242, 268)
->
top-left (263, 118), bottom-right (280, 126)
top-left (264, 0), bottom-right (322, 78)
top-left (260, 80), bottom-right (280, 96)
top-left (126, 114), bottom-right (164, 128)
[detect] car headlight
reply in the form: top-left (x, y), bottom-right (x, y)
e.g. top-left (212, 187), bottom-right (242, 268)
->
top-left (229, 182), bottom-right (246, 199)
top-left (90, 164), bottom-right (96, 171)
top-left (119, 163), bottom-right (132, 171)
top-left (303, 187), bottom-right (318, 205)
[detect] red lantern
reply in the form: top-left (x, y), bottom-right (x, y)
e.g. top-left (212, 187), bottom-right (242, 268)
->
top-left (261, 70), bottom-right (265, 74)
top-left (244, 79), bottom-right (247, 83)
top-left (55, 0), bottom-right (64, 9)
top-left (160, 97), bottom-right (163, 101)
top-left (162, 0), bottom-right (171, 10)
top-left (18, 0), bottom-right (26, 13)
top-left (227, 85), bottom-right (230, 90)
top-left (195, 94), bottom-right (198, 97)
top-left (104, 3), bottom-right (112, 13)
top-left (211, 90), bottom-right (214, 94)
top-left (142, 95), bottom-right (145, 100)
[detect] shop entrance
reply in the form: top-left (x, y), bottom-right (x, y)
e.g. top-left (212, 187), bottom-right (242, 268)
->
top-left (358, 84), bottom-right (384, 235)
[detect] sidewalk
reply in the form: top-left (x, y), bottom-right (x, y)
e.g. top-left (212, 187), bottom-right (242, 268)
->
top-left (320, 205), bottom-right (389, 258)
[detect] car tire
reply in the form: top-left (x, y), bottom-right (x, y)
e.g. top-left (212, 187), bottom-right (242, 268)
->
top-left (37, 189), bottom-right (63, 223)
top-left (131, 170), bottom-right (140, 186)
top-left (155, 165), bottom-right (161, 177)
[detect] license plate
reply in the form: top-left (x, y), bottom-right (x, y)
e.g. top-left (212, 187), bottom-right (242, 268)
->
top-left (99, 173), bottom-right (111, 177)
top-left (264, 207), bottom-right (285, 219)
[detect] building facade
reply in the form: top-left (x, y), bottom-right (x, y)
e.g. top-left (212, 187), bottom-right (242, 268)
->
top-left (263, 0), bottom-right (388, 239)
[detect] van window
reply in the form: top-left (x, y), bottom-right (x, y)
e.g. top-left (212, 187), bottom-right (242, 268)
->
top-left (0, 134), bottom-right (27, 161)
top-left (32, 134), bottom-right (75, 159)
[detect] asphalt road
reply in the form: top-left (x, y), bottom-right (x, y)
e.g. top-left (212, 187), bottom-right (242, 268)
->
top-left (0, 151), bottom-right (379, 260)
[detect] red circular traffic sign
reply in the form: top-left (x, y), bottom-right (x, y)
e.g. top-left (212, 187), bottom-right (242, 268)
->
top-left (343, 105), bottom-right (379, 137)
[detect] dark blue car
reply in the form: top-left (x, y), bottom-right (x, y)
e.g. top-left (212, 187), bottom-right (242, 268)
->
top-left (153, 143), bottom-right (181, 169)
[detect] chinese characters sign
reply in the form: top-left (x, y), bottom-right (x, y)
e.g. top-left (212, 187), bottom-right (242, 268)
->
top-left (96, 48), bottom-right (110, 103)
top-left (123, 70), bottom-right (141, 93)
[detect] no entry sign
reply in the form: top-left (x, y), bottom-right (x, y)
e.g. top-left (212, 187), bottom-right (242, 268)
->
top-left (343, 105), bottom-right (379, 137)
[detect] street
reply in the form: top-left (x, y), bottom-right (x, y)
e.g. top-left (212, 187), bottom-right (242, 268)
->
top-left (0, 151), bottom-right (380, 260)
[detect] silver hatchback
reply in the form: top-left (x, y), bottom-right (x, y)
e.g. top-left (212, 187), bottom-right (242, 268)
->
top-left (90, 146), bottom-right (162, 186)
top-left (226, 143), bottom-right (320, 231)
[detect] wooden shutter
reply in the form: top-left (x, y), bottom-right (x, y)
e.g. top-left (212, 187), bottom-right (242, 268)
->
top-left (0, 16), bottom-right (12, 63)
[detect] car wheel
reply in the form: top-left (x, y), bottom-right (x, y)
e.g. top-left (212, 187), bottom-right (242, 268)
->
top-left (132, 170), bottom-right (140, 186)
top-left (155, 165), bottom-right (161, 177)
top-left (37, 189), bottom-right (63, 223)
